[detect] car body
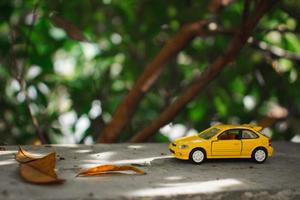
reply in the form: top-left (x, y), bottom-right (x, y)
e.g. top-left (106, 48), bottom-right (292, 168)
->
top-left (169, 124), bottom-right (273, 164)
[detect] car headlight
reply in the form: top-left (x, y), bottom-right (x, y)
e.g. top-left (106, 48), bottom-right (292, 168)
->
top-left (178, 144), bottom-right (189, 149)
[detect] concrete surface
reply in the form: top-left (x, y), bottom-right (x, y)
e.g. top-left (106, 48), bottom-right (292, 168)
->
top-left (0, 141), bottom-right (299, 200)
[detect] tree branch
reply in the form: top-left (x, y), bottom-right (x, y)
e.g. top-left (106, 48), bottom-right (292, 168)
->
top-left (129, 0), bottom-right (278, 143)
top-left (242, 0), bottom-right (251, 26)
top-left (97, 0), bottom-right (235, 143)
top-left (9, 1), bottom-right (47, 144)
top-left (250, 39), bottom-right (300, 61)
top-left (97, 20), bottom-right (209, 143)
top-left (207, 28), bottom-right (300, 61)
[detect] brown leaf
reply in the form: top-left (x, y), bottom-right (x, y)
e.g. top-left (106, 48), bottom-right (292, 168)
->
top-left (76, 164), bottom-right (146, 177)
top-left (15, 147), bottom-right (64, 184)
top-left (15, 146), bottom-right (39, 163)
top-left (50, 14), bottom-right (88, 42)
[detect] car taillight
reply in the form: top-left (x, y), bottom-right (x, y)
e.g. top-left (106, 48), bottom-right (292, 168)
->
top-left (269, 139), bottom-right (272, 146)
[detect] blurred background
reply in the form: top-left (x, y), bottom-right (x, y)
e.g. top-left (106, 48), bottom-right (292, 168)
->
top-left (0, 0), bottom-right (300, 144)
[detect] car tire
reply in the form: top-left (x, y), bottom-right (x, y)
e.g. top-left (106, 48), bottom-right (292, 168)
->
top-left (252, 148), bottom-right (267, 163)
top-left (189, 148), bottom-right (206, 164)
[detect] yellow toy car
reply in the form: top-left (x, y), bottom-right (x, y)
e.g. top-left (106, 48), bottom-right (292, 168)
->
top-left (169, 124), bottom-right (273, 164)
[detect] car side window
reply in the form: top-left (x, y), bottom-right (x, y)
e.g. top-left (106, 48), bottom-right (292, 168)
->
top-left (218, 130), bottom-right (240, 140)
top-left (242, 130), bottom-right (258, 139)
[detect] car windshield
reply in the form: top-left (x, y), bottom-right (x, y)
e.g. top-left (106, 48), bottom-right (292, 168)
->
top-left (198, 127), bottom-right (220, 140)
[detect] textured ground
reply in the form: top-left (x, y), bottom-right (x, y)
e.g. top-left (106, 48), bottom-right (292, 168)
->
top-left (0, 141), bottom-right (299, 200)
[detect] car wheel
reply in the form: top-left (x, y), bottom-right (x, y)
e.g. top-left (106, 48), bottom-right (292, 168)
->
top-left (252, 148), bottom-right (267, 163)
top-left (190, 149), bottom-right (206, 164)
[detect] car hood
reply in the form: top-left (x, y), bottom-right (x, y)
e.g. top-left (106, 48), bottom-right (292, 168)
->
top-left (174, 135), bottom-right (205, 144)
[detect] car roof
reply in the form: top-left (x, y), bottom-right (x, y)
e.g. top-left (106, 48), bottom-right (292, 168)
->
top-left (212, 124), bottom-right (263, 132)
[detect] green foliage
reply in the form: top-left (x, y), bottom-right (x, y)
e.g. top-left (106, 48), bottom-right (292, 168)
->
top-left (0, 0), bottom-right (300, 144)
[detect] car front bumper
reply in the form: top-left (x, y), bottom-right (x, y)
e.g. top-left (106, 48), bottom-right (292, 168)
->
top-left (169, 143), bottom-right (190, 160)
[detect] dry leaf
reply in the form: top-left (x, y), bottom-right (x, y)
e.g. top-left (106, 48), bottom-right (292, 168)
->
top-left (76, 164), bottom-right (146, 177)
top-left (50, 14), bottom-right (88, 42)
top-left (15, 147), bottom-right (64, 184)
top-left (15, 146), bottom-right (39, 163)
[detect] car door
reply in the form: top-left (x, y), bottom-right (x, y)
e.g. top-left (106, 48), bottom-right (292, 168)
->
top-left (211, 129), bottom-right (242, 156)
top-left (240, 129), bottom-right (259, 156)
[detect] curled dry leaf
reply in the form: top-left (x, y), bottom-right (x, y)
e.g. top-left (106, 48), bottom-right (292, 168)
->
top-left (76, 164), bottom-right (146, 177)
top-left (15, 147), bottom-right (64, 184)
top-left (50, 14), bottom-right (88, 42)
top-left (15, 146), bottom-right (39, 163)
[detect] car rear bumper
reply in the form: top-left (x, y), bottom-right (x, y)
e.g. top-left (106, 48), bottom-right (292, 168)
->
top-left (267, 146), bottom-right (274, 157)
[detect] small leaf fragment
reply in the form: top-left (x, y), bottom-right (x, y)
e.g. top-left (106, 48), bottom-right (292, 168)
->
top-left (76, 164), bottom-right (146, 177)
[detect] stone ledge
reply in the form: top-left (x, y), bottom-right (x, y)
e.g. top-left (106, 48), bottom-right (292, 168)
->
top-left (0, 141), bottom-right (299, 200)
